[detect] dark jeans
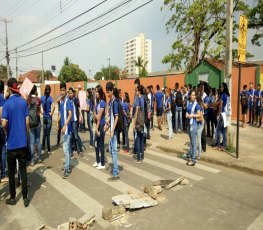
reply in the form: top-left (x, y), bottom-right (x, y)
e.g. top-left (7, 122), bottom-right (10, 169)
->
top-left (248, 104), bottom-right (254, 123)
top-left (71, 121), bottom-right (83, 152)
top-left (145, 120), bottom-right (150, 138)
top-left (87, 112), bottom-right (93, 146)
top-left (216, 115), bottom-right (227, 148)
top-left (7, 147), bottom-right (28, 199)
top-left (259, 108), bottom-right (263, 127)
top-left (57, 122), bottom-right (62, 145)
top-left (80, 110), bottom-right (86, 131)
top-left (135, 130), bottom-right (144, 161)
top-left (207, 108), bottom-right (214, 137)
top-left (151, 108), bottom-right (154, 128)
top-left (95, 124), bottom-right (105, 166)
top-left (123, 119), bottom-right (129, 151)
top-left (201, 114), bottom-right (207, 152)
top-left (42, 117), bottom-right (52, 151)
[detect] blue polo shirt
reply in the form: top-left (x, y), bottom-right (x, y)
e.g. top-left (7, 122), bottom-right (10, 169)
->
top-left (203, 95), bottom-right (209, 115)
top-left (0, 93), bottom-right (5, 107)
top-left (87, 99), bottom-right (94, 112)
top-left (136, 96), bottom-right (145, 111)
top-left (122, 102), bottom-right (129, 122)
top-left (221, 93), bottom-right (228, 113)
top-left (2, 94), bottom-right (28, 150)
top-left (248, 89), bottom-right (255, 106)
top-left (70, 98), bottom-right (78, 122)
top-left (186, 101), bottom-right (201, 125)
top-left (95, 99), bottom-right (106, 125)
top-left (165, 97), bottom-right (171, 110)
top-left (59, 97), bottom-right (73, 135)
top-left (41, 95), bottom-right (53, 118)
top-left (155, 91), bottom-right (164, 109)
top-left (109, 98), bottom-right (119, 133)
top-left (255, 90), bottom-right (261, 106)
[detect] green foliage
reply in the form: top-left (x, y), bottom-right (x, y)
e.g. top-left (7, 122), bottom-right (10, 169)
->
top-left (134, 56), bottom-right (148, 78)
top-left (94, 66), bottom-right (120, 80)
top-left (161, 0), bottom-right (249, 72)
top-left (248, 0), bottom-right (263, 46)
top-left (58, 57), bottom-right (87, 82)
top-left (0, 64), bottom-right (8, 79)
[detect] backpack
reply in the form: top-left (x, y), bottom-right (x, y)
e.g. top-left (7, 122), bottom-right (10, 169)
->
top-left (135, 98), bottom-right (145, 132)
top-left (144, 95), bottom-right (151, 122)
top-left (176, 91), bottom-right (183, 106)
top-left (241, 91), bottom-right (248, 106)
top-left (29, 98), bottom-right (40, 128)
top-left (171, 96), bottom-right (176, 114)
top-left (116, 99), bottom-right (124, 133)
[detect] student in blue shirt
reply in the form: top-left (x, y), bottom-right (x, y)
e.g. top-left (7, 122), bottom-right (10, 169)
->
top-left (164, 89), bottom-right (173, 140)
top-left (93, 85), bottom-right (106, 170)
top-left (240, 84), bottom-right (249, 127)
top-left (254, 84), bottom-right (262, 126)
top-left (106, 82), bottom-right (120, 181)
top-left (57, 82), bottom-right (73, 179)
top-left (2, 78), bottom-right (30, 207)
top-left (155, 85), bottom-right (164, 130)
top-left (186, 90), bottom-right (201, 166)
top-left (86, 88), bottom-right (94, 148)
top-left (41, 85), bottom-right (55, 154)
top-left (122, 92), bottom-right (130, 154)
top-left (207, 87), bottom-right (215, 137)
top-left (248, 82), bottom-right (255, 124)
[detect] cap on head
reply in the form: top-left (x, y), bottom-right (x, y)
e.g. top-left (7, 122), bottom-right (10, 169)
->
top-left (7, 78), bottom-right (20, 93)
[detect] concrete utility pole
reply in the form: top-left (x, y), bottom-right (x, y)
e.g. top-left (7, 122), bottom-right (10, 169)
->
top-left (42, 51), bottom-right (44, 83)
top-left (0, 18), bottom-right (12, 78)
top-left (15, 48), bottom-right (18, 78)
top-left (108, 58), bottom-right (111, 78)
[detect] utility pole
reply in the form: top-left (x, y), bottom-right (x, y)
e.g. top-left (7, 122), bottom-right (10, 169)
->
top-left (41, 51), bottom-right (44, 83)
top-left (108, 58), bottom-right (111, 79)
top-left (0, 18), bottom-right (12, 78)
top-left (15, 48), bottom-right (18, 78)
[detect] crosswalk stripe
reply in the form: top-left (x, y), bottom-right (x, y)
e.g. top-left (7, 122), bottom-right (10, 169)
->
top-left (146, 149), bottom-right (221, 173)
top-left (70, 160), bottom-right (141, 194)
top-left (247, 212), bottom-right (263, 230)
top-left (33, 165), bottom-right (109, 229)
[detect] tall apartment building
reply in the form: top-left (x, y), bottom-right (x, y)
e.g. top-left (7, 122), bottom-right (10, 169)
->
top-left (124, 33), bottom-right (152, 77)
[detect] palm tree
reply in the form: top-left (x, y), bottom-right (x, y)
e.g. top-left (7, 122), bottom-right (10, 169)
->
top-left (64, 57), bottom-right (71, 66)
top-left (134, 56), bottom-right (143, 76)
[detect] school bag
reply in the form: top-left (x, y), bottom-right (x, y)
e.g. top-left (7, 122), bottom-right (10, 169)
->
top-left (241, 91), bottom-right (248, 106)
top-left (176, 91), bottom-right (183, 106)
top-left (29, 97), bottom-right (40, 128)
top-left (116, 99), bottom-right (124, 133)
top-left (144, 95), bottom-right (151, 122)
top-left (135, 98), bottom-right (145, 132)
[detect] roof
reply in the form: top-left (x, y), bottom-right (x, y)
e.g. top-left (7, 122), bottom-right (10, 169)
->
top-left (127, 70), bottom-right (184, 79)
top-left (18, 70), bottom-right (57, 83)
top-left (246, 59), bottom-right (263, 66)
top-left (204, 58), bottom-right (226, 70)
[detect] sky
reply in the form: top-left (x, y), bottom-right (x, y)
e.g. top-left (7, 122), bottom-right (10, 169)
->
top-left (0, 0), bottom-right (262, 78)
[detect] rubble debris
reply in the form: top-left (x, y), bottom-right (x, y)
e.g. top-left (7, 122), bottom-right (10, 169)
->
top-left (165, 176), bottom-right (185, 190)
top-left (153, 186), bottom-right (162, 194)
top-left (148, 186), bottom-right (158, 200)
top-left (109, 213), bottom-right (126, 222)
top-left (78, 213), bottom-right (95, 229)
top-left (102, 206), bottom-right (126, 220)
top-left (36, 225), bottom-right (56, 230)
top-left (180, 178), bottom-right (190, 185)
top-left (143, 186), bottom-right (149, 193)
top-left (152, 179), bottom-right (174, 187)
top-left (57, 222), bottom-right (69, 230)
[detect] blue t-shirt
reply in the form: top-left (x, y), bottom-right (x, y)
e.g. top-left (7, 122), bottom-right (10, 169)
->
top-left (203, 95), bottom-right (209, 115)
top-left (165, 97), bottom-right (171, 110)
top-left (221, 93), bottom-right (228, 113)
top-left (155, 91), bottom-right (164, 109)
top-left (96, 99), bottom-right (106, 125)
top-left (0, 93), bottom-right (5, 107)
top-left (59, 97), bottom-right (73, 135)
top-left (248, 89), bottom-right (255, 105)
top-left (186, 101), bottom-right (201, 125)
top-left (70, 98), bottom-right (78, 122)
top-left (122, 102), bottom-right (129, 122)
top-left (255, 90), bottom-right (261, 106)
top-left (41, 95), bottom-right (54, 118)
top-left (109, 99), bottom-right (119, 133)
top-left (136, 96), bottom-right (145, 111)
top-left (2, 94), bottom-right (28, 150)
top-left (87, 99), bottom-right (94, 112)
top-left (208, 95), bottom-right (214, 108)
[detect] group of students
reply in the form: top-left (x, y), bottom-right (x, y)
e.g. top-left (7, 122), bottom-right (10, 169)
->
top-left (240, 82), bottom-right (263, 128)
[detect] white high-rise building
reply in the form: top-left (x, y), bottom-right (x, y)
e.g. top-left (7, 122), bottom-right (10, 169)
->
top-left (124, 33), bottom-right (152, 77)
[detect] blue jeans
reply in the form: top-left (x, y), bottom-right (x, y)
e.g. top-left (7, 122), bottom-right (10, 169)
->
top-left (71, 121), bottom-right (83, 152)
top-left (166, 112), bottom-right (173, 139)
top-left (95, 124), bottom-right (105, 166)
top-left (63, 134), bottom-right (71, 172)
top-left (87, 112), bottom-right (93, 146)
top-left (248, 104), bottom-right (254, 123)
top-left (196, 123), bottom-right (203, 158)
top-left (188, 124), bottom-right (197, 162)
top-left (175, 106), bottom-right (183, 132)
top-left (0, 127), bottom-right (7, 178)
top-left (29, 122), bottom-right (41, 162)
top-left (135, 130), bottom-right (144, 161)
top-left (42, 117), bottom-right (52, 151)
top-left (259, 107), bottom-right (262, 127)
top-left (124, 119), bottom-right (129, 151)
top-left (109, 131), bottom-right (119, 177)
top-left (216, 115), bottom-right (227, 149)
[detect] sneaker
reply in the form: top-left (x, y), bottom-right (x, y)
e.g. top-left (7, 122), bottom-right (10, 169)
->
top-left (29, 162), bottom-right (34, 167)
top-left (92, 162), bottom-right (98, 167)
top-left (41, 150), bottom-right (45, 155)
top-left (5, 198), bottom-right (16, 205)
top-left (63, 171), bottom-right (70, 179)
top-left (136, 160), bottom-right (142, 164)
top-left (48, 151), bottom-right (52, 155)
top-left (97, 164), bottom-right (105, 170)
top-left (88, 145), bottom-right (93, 149)
top-left (187, 161), bottom-right (196, 166)
top-left (23, 198), bottom-right (30, 207)
top-left (82, 146), bottom-right (86, 151)
top-left (38, 159), bottom-right (42, 164)
top-left (107, 176), bottom-right (120, 182)
top-left (123, 149), bottom-right (129, 154)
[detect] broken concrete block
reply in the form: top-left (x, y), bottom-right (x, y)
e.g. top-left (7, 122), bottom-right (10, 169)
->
top-left (143, 186), bottom-right (149, 193)
top-left (127, 188), bottom-right (135, 194)
top-left (165, 176), bottom-right (185, 190)
top-left (82, 216), bottom-right (95, 230)
top-left (112, 206), bottom-right (126, 215)
top-left (57, 222), bottom-right (69, 230)
top-left (109, 213), bottom-right (126, 222)
top-left (69, 217), bottom-right (78, 230)
top-left (152, 179), bottom-right (174, 187)
top-left (148, 186), bottom-right (158, 200)
top-left (180, 178), bottom-right (190, 185)
top-left (102, 207), bottom-right (112, 220)
top-left (78, 213), bottom-right (95, 229)
top-left (36, 226), bottom-right (56, 230)
top-left (153, 185), bottom-right (162, 194)
top-left (102, 206), bottom-right (126, 220)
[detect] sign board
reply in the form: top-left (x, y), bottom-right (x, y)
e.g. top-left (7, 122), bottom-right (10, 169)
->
top-left (237, 15), bottom-right (248, 64)
top-left (19, 77), bottom-right (34, 98)
top-left (78, 91), bottom-right (87, 110)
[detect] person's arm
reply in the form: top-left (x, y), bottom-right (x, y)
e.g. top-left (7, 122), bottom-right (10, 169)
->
top-left (218, 100), bottom-right (223, 116)
top-left (50, 103), bottom-right (55, 116)
top-left (96, 107), bottom-right (104, 135)
top-left (111, 101), bottom-right (119, 138)
top-left (133, 105), bottom-right (139, 130)
top-left (26, 116), bottom-right (29, 135)
top-left (57, 112), bottom-right (61, 131)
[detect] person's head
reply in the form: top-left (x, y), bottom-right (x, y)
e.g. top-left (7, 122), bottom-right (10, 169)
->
top-left (196, 93), bottom-right (203, 106)
top-left (95, 85), bottom-right (105, 101)
top-left (156, 84), bottom-right (160, 91)
top-left (136, 85), bottom-right (144, 97)
top-left (60, 82), bottom-right (67, 98)
top-left (175, 82), bottom-right (179, 90)
top-left (249, 82), bottom-right (253, 89)
top-left (113, 87), bottom-right (119, 99)
top-left (0, 80), bottom-right (4, 94)
top-left (188, 84), bottom-right (192, 90)
top-left (106, 81), bottom-right (114, 99)
top-left (7, 78), bottom-right (20, 95)
top-left (30, 85), bottom-right (37, 96)
top-left (220, 82), bottom-right (230, 96)
top-left (243, 84), bottom-right (247, 90)
top-left (212, 88), bottom-right (216, 96)
top-left (182, 85), bottom-right (187, 94)
top-left (199, 82), bottom-right (205, 93)
top-left (146, 86), bottom-right (151, 94)
top-left (257, 84), bottom-right (261, 90)
top-left (44, 85), bottom-right (51, 97)
top-left (68, 87), bottom-right (75, 100)
top-left (134, 78), bottom-right (140, 88)
top-left (165, 88), bottom-right (170, 97)
top-left (124, 92), bottom-right (130, 103)
top-left (189, 90), bottom-right (196, 102)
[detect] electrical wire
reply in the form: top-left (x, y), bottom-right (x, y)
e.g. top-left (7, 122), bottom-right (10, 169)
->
top-left (11, 0), bottom-right (153, 59)
top-left (1, 0), bottom-right (27, 18)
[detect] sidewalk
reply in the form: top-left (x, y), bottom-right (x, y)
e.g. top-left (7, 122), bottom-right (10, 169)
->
top-left (143, 121), bottom-right (263, 177)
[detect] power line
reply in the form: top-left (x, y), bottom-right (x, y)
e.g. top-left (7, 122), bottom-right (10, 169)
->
top-left (1, 0), bottom-right (27, 18)
top-left (14, 0), bottom-right (107, 50)
top-left (11, 0), bottom-right (153, 59)
top-left (16, 0), bottom-right (133, 53)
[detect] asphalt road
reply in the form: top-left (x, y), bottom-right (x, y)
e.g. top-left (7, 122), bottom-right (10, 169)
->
top-left (0, 131), bottom-right (263, 230)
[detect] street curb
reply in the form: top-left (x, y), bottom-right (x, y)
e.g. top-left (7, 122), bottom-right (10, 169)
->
top-left (156, 145), bottom-right (263, 177)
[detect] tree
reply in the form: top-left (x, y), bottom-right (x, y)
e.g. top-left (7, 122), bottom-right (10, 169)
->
top-left (248, 0), bottom-right (263, 46)
top-left (58, 57), bottom-right (87, 82)
top-left (94, 66), bottom-right (120, 80)
top-left (161, 0), bottom-right (248, 72)
top-left (0, 64), bottom-right (8, 79)
top-left (134, 56), bottom-right (148, 78)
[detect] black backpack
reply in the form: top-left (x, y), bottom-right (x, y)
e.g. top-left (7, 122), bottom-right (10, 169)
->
top-left (171, 95), bottom-right (176, 113)
top-left (116, 99), bottom-right (124, 133)
top-left (144, 95), bottom-right (151, 122)
top-left (176, 91), bottom-right (183, 106)
top-left (29, 98), bottom-right (40, 128)
top-left (241, 91), bottom-right (248, 106)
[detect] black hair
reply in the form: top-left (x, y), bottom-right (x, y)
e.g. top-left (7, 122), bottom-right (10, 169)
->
top-left (30, 85), bottom-right (37, 95)
top-left (87, 88), bottom-right (94, 106)
top-left (175, 82), bottom-right (179, 89)
top-left (0, 80), bottom-right (4, 93)
top-left (106, 81), bottom-right (114, 91)
top-left (243, 85), bottom-right (247, 90)
top-left (188, 84), bottom-right (192, 90)
top-left (220, 82), bottom-right (230, 97)
top-left (124, 92), bottom-right (130, 103)
top-left (134, 78), bottom-right (140, 86)
top-left (196, 93), bottom-right (203, 107)
top-left (212, 88), bottom-right (216, 96)
top-left (68, 87), bottom-right (74, 93)
top-left (60, 82), bottom-right (66, 89)
top-left (156, 84), bottom-right (160, 91)
top-left (113, 87), bottom-right (120, 99)
top-left (95, 84), bottom-right (106, 102)
top-left (137, 85), bottom-right (144, 94)
top-left (258, 83), bottom-right (261, 87)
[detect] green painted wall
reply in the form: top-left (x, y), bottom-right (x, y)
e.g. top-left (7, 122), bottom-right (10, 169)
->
top-left (185, 61), bottom-right (223, 88)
